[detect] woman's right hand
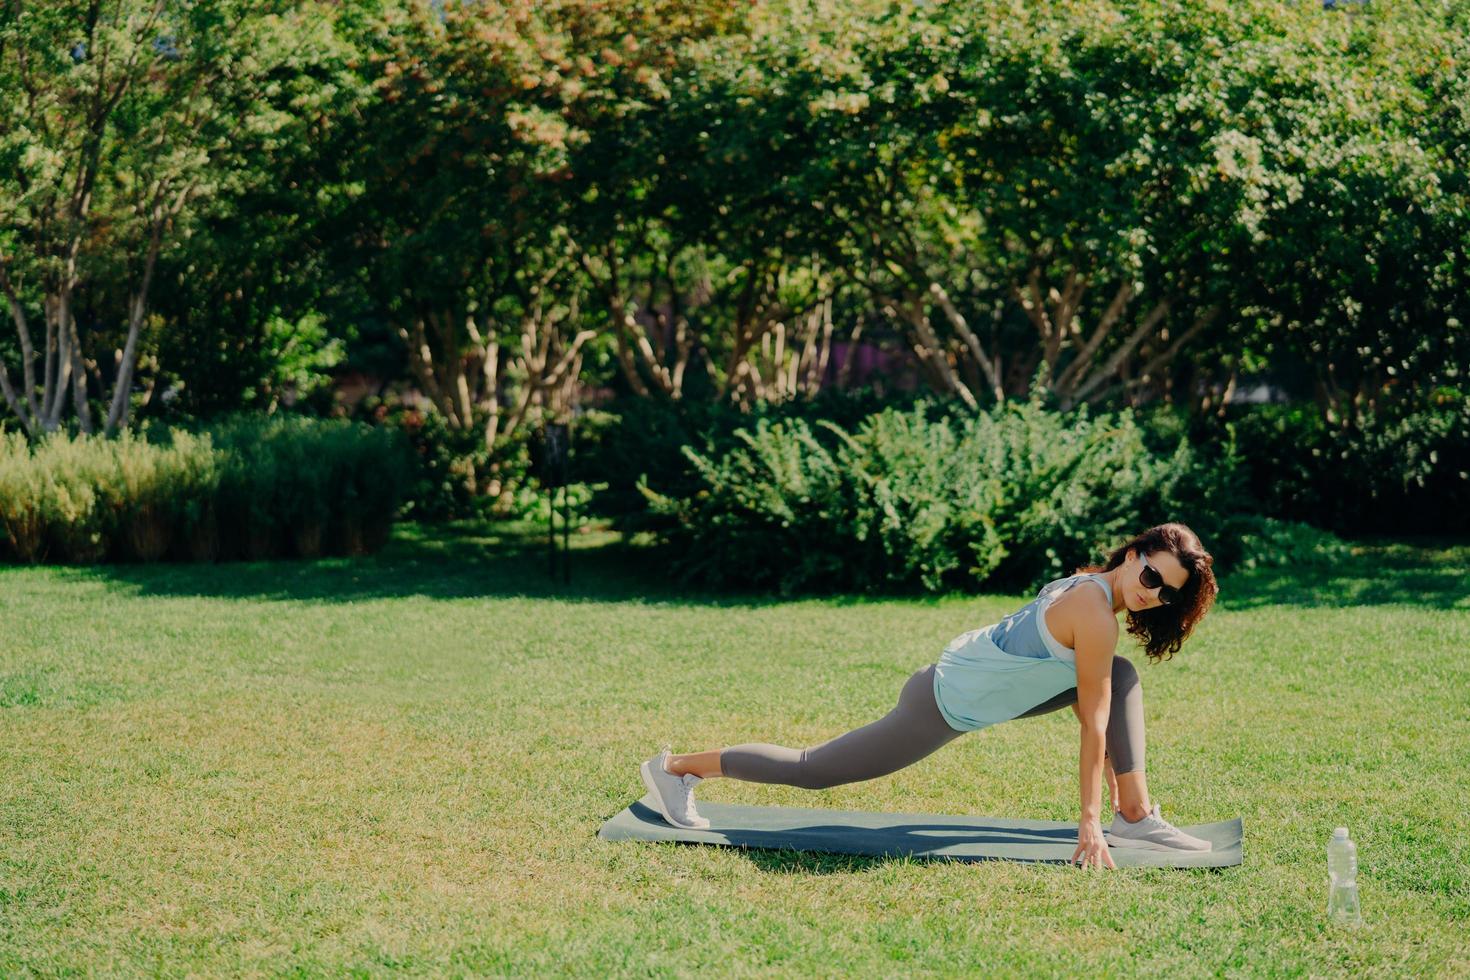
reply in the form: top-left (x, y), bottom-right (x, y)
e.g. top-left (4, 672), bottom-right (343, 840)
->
top-left (1072, 818), bottom-right (1117, 870)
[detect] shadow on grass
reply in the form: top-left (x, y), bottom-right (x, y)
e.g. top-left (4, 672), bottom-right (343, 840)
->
top-left (63, 521), bottom-right (791, 608)
top-left (1215, 536), bottom-right (1470, 612)
top-left (58, 521), bottom-right (1470, 611)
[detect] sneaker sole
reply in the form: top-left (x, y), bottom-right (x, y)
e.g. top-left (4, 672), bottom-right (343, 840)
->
top-left (639, 760), bottom-right (710, 830)
top-left (1105, 832), bottom-right (1211, 853)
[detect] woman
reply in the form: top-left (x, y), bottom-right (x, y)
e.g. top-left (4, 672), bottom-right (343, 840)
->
top-left (638, 522), bottom-right (1220, 870)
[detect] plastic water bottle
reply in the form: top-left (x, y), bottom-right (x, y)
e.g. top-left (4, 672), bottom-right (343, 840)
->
top-left (1327, 827), bottom-right (1364, 926)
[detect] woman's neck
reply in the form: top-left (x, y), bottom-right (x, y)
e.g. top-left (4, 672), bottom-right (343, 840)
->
top-left (1101, 567), bottom-right (1128, 615)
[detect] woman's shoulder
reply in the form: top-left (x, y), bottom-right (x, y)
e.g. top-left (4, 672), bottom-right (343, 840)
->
top-left (1043, 575), bottom-right (1118, 650)
top-left (1039, 572), bottom-right (1111, 603)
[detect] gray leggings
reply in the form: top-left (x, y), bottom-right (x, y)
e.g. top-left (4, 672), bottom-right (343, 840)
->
top-left (720, 657), bottom-right (1145, 790)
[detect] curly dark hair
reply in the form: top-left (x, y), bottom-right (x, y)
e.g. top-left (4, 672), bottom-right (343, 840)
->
top-left (1075, 522), bottom-right (1219, 664)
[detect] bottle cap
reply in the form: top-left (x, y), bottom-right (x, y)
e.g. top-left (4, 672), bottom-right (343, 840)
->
top-left (1332, 827), bottom-right (1349, 839)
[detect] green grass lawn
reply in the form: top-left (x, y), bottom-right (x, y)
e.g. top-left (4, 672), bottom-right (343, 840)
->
top-left (2, 523), bottom-right (1468, 976)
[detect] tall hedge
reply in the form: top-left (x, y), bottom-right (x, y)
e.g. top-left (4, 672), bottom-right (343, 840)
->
top-left (0, 417), bottom-right (410, 564)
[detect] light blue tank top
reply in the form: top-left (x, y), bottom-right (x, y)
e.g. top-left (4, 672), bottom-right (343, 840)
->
top-left (932, 573), bottom-right (1114, 732)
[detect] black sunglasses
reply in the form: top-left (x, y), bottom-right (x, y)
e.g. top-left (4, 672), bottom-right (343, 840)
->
top-left (1138, 553), bottom-right (1182, 606)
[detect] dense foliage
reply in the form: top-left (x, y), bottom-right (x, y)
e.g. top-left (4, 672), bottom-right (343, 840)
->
top-left (1184, 399), bottom-right (1470, 536)
top-left (3, 0), bottom-right (1467, 569)
top-left (4, 1), bottom-right (1467, 434)
top-left (581, 389), bottom-right (1469, 539)
top-left (634, 399), bottom-right (1339, 594)
top-left (0, 419), bottom-right (410, 563)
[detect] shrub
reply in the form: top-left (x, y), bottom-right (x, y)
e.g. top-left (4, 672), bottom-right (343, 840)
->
top-left (365, 405), bottom-right (537, 522)
top-left (163, 432), bottom-right (224, 561)
top-left (504, 480), bottom-right (599, 532)
top-left (0, 417), bottom-right (411, 565)
top-left (579, 388), bottom-right (941, 531)
top-left (1230, 515), bottom-right (1357, 570)
top-left (642, 400), bottom-right (1313, 595)
top-left (203, 415), bottom-right (413, 559)
top-left (1179, 398), bottom-right (1470, 536)
top-left (0, 432), bottom-right (47, 561)
top-left (112, 432), bottom-right (219, 562)
top-left (644, 417), bottom-right (856, 593)
top-left (30, 437), bottom-right (114, 564)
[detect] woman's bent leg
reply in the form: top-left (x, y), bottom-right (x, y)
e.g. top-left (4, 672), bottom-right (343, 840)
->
top-left (1015, 655), bottom-right (1146, 773)
top-left (1014, 656), bottom-right (1151, 817)
top-left (719, 665), bottom-right (964, 790)
top-left (1011, 658), bottom-right (1146, 822)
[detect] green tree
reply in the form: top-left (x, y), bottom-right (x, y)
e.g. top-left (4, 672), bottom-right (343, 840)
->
top-left (336, 1), bottom-right (615, 496)
top-left (1222, 0), bottom-right (1470, 424)
top-left (0, 0), bottom-right (348, 435)
top-left (560, 0), bottom-right (749, 401)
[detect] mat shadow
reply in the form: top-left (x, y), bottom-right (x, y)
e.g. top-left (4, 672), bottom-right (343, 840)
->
top-left (612, 801), bottom-right (1238, 872)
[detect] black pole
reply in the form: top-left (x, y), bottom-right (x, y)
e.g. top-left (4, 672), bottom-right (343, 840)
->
top-left (538, 420), bottom-right (572, 585)
top-left (562, 482), bottom-right (571, 585)
top-left (562, 420), bottom-right (572, 584)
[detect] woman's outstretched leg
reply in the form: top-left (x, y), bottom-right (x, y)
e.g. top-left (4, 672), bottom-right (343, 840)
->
top-left (664, 748), bottom-right (722, 779)
top-left (667, 664), bottom-right (964, 790)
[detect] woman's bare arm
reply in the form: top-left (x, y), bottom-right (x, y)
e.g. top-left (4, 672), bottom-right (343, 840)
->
top-left (1070, 605), bottom-right (1120, 868)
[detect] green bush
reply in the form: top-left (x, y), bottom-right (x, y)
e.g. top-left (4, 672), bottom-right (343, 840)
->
top-left (0, 417), bottom-right (411, 565)
top-left (0, 431), bottom-right (222, 563)
top-left (642, 401), bottom-right (1304, 595)
top-left (33, 437), bottom-right (114, 564)
top-left (203, 415), bottom-right (413, 559)
top-left (577, 388), bottom-right (943, 532)
top-left (1177, 398), bottom-right (1470, 536)
top-left (363, 405), bottom-right (537, 522)
top-left (113, 432), bottom-right (220, 562)
top-left (840, 408), bottom-right (1006, 592)
top-left (1230, 515), bottom-right (1357, 571)
top-left (0, 432), bottom-right (47, 561)
top-left (644, 417), bottom-right (856, 593)
top-left (161, 432), bottom-right (224, 561)
top-left (503, 480), bottom-right (600, 532)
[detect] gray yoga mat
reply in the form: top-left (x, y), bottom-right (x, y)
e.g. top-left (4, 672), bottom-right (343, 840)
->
top-left (600, 795), bottom-right (1243, 869)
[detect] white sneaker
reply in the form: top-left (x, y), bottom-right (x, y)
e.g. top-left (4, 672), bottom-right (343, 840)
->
top-left (639, 747), bottom-right (710, 830)
top-left (1104, 804), bottom-right (1212, 852)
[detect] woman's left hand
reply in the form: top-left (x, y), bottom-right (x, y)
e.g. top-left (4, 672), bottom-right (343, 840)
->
top-left (1072, 818), bottom-right (1117, 870)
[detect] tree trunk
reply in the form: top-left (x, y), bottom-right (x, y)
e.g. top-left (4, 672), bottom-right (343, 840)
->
top-left (835, 315), bottom-right (864, 390)
top-left (929, 281), bottom-right (1004, 403)
top-left (1068, 298), bottom-right (1174, 408)
top-left (884, 292), bottom-right (978, 409)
